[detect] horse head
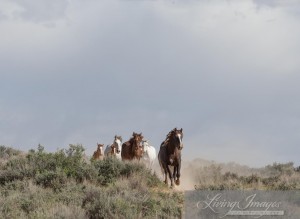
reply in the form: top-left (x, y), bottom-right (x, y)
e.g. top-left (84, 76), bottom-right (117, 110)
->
top-left (132, 132), bottom-right (144, 157)
top-left (172, 128), bottom-right (183, 150)
top-left (132, 132), bottom-right (143, 143)
top-left (142, 140), bottom-right (149, 152)
top-left (94, 143), bottom-right (104, 159)
top-left (97, 143), bottom-right (104, 153)
top-left (114, 135), bottom-right (122, 154)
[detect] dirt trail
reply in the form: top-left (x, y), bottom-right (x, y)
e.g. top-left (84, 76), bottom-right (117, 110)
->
top-left (152, 160), bottom-right (195, 192)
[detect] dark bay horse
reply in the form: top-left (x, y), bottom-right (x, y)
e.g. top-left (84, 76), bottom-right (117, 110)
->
top-left (92, 143), bottom-right (105, 160)
top-left (158, 128), bottom-right (183, 188)
top-left (121, 132), bottom-right (144, 161)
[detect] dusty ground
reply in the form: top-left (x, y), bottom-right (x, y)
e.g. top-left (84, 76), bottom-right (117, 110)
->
top-left (151, 160), bottom-right (195, 191)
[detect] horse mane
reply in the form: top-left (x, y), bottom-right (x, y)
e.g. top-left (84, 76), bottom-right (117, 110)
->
top-left (128, 132), bottom-right (143, 144)
top-left (160, 128), bottom-right (176, 147)
top-left (115, 135), bottom-right (122, 142)
top-left (129, 135), bottom-right (135, 143)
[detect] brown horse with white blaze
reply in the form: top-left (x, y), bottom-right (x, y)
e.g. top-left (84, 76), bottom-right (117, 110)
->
top-left (158, 128), bottom-right (183, 188)
top-left (121, 132), bottom-right (144, 161)
top-left (92, 143), bottom-right (105, 160)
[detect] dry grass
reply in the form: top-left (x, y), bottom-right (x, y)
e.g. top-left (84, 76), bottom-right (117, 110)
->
top-left (0, 145), bottom-right (183, 219)
top-left (185, 160), bottom-right (300, 190)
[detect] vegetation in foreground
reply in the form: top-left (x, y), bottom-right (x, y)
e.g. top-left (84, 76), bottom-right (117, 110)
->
top-left (0, 145), bottom-right (183, 219)
top-left (189, 160), bottom-right (300, 190)
top-left (1, 144), bottom-right (298, 217)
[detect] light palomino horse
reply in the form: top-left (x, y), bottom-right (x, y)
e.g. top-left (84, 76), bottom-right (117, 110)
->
top-left (104, 135), bottom-right (122, 159)
top-left (92, 143), bottom-right (105, 160)
top-left (142, 140), bottom-right (156, 169)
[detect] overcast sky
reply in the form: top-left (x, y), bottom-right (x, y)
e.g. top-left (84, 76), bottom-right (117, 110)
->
top-left (0, 0), bottom-right (299, 167)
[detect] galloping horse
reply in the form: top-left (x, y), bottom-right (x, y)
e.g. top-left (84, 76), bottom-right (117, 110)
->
top-left (158, 128), bottom-right (183, 188)
top-left (142, 140), bottom-right (156, 169)
top-left (121, 132), bottom-right (144, 161)
top-left (92, 143), bottom-right (105, 160)
top-left (104, 135), bottom-right (122, 159)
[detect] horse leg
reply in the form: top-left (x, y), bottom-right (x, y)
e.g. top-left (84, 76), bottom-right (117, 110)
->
top-left (163, 166), bottom-right (168, 185)
top-left (175, 163), bottom-right (181, 186)
top-left (166, 165), bottom-right (174, 188)
top-left (173, 166), bottom-right (177, 183)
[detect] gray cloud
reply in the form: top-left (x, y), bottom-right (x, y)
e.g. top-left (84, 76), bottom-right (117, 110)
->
top-left (0, 10), bottom-right (6, 20)
top-left (16, 0), bottom-right (68, 22)
top-left (0, 0), bottom-right (299, 166)
top-left (0, 0), bottom-right (68, 25)
top-left (252, 0), bottom-right (299, 8)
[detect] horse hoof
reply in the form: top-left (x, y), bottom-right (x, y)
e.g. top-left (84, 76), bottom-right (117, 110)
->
top-left (175, 179), bottom-right (180, 186)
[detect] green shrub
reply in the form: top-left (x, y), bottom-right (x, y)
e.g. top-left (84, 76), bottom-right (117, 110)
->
top-left (0, 169), bottom-right (25, 185)
top-left (35, 170), bottom-right (67, 191)
top-left (0, 145), bottom-right (184, 218)
top-left (82, 187), bottom-right (112, 219)
top-left (2, 180), bottom-right (28, 192)
top-left (245, 174), bottom-right (260, 184)
top-left (82, 182), bottom-right (183, 219)
top-left (25, 144), bottom-right (93, 184)
top-left (274, 182), bottom-right (297, 190)
top-left (223, 172), bottom-right (239, 180)
top-left (145, 171), bottom-right (162, 188)
top-left (266, 162), bottom-right (295, 176)
top-left (261, 176), bottom-right (279, 188)
top-left (54, 182), bottom-right (86, 206)
top-left (120, 161), bottom-right (145, 177)
top-left (0, 145), bottom-right (21, 158)
top-left (26, 148), bottom-right (61, 176)
top-left (20, 196), bottom-right (36, 214)
top-left (92, 157), bottom-right (123, 185)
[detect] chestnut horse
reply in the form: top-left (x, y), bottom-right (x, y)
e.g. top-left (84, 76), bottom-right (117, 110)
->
top-left (92, 143), bottom-right (105, 160)
top-left (121, 132), bottom-right (144, 161)
top-left (158, 128), bottom-right (183, 188)
top-left (104, 135), bottom-right (122, 158)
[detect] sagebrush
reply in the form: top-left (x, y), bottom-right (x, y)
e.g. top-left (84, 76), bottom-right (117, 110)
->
top-left (0, 145), bottom-right (183, 219)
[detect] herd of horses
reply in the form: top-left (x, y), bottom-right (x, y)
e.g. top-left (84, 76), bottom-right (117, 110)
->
top-left (92, 128), bottom-right (184, 187)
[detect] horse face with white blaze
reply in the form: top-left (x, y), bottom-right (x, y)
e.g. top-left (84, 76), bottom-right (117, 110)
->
top-left (175, 128), bottom-right (183, 150)
top-left (93, 143), bottom-right (105, 160)
top-left (114, 135), bottom-right (122, 154)
top-left (104, 135), bottom-right (122, 158)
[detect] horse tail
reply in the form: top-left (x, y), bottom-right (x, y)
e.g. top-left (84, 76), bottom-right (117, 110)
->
top-left (158, 149), bottom-right (165, 176)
